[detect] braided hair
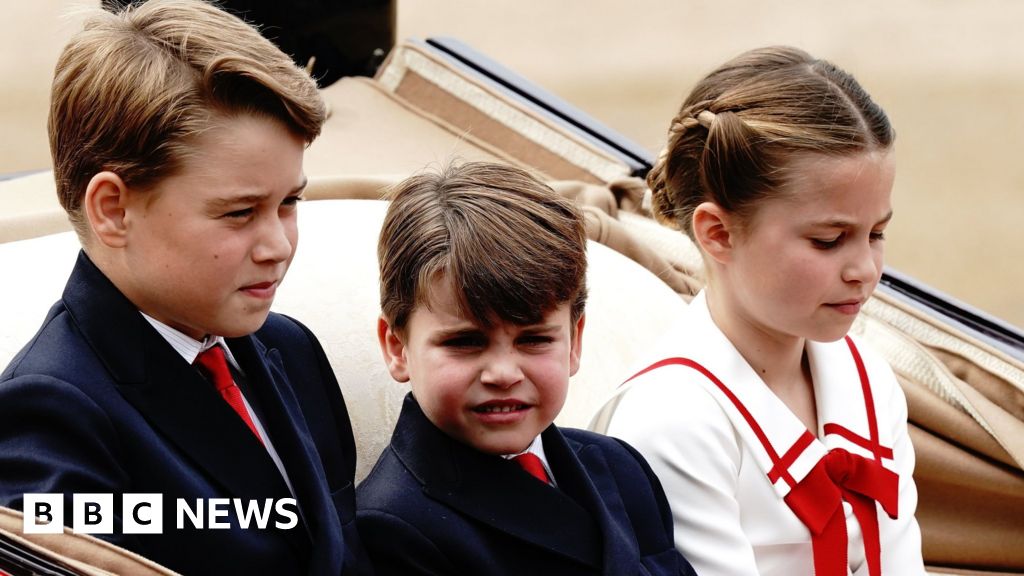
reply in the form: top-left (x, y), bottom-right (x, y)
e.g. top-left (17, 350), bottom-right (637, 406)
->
top-left (648, 46), bottom-right (893, 239)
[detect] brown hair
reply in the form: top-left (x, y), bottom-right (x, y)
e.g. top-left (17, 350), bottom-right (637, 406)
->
top-left (378, 161), bottom-right (588, 332)
top-left (49, 0), bottom-right (326, 237)
top-left (648, 45), bottom-right (893, 238)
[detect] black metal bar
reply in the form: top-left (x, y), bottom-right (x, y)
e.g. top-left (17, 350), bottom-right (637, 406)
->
top-left (878, 268), bottom-right (1024, 362)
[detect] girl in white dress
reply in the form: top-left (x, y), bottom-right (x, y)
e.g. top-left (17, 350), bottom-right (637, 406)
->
top-left (604, 46), bottom-right (926, 576)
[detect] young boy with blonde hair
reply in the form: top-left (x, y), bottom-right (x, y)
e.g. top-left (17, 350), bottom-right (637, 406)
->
top-left (0, 1), bottom-right (371, 574)
top-left (357, 161), bottom-right (697, 575)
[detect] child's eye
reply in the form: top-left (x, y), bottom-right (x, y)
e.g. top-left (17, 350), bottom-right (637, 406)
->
top-left (870, 231), bottom-right (886, 242)
top-left (811, 235), bottom-right (842, 250)
top-left (281, 195), bottom-right (304, 209)
top-left (518, 335), bottom-right (554, 347)
top-left (442, 335), bottom-right (485, 349)
top-left (223, 207), bottom-right (254, 219)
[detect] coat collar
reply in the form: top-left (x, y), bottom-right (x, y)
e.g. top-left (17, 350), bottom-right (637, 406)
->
top-left (641, 290), bottom-right (892, 499)
top-left (61, 252), bottom-right (320, 553)
top-left (390, 394), bottom-right (614, 570)
top-left (552, 427), bottom-right (643, 575)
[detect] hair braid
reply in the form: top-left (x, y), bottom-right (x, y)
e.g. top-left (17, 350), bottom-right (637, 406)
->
top-left (650, 45), bottom-right (892, 241)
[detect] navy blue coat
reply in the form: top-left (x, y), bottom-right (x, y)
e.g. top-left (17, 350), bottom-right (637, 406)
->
top-left (0, 252), bottom-right (372, 576)
top-left (356, 394), bottom-right (697, 576)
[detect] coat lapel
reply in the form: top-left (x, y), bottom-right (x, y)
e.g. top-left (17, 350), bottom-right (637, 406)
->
top-left (226, 336), bottom-right (332, 556)
top-left (545, 429), bottom-right (640, 576)
top-left (64, 252), bottom-right (295, 509)
top-left (391, 395), bottom-right (602, 569)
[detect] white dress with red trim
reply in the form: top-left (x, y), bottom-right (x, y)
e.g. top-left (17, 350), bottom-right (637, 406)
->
top-left (604, 291), bottom-right (925, 576)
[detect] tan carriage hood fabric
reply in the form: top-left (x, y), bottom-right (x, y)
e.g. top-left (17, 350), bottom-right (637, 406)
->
top-left (0, 507), bottom-right (180, 575)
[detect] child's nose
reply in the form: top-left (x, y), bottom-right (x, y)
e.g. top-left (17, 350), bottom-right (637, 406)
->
top-left (479, 353), bottom-right (524, 389)
top-left (253, 216), bottom-right (295, 263)
top-left (842, 240), bottom-right (881, 285)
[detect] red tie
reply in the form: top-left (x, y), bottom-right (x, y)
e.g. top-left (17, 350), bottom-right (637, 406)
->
top-left (513, 453), bottom-right (551, 484)
top-left (195, 346), bottom-right (264, 445)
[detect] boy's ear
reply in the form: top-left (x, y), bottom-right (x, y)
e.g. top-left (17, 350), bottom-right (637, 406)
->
top-left (377, 315), bottom-right (410, 383)
top-left (568, 313), bottom-right (586, 377)
top-left (83, 171), bottom-right (131, 248)
top-left (692, 201), bottom-right (735, 264)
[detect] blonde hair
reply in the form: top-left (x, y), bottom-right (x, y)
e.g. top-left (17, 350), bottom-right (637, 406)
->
top-left (378, 161), bottom-right (588, 332)
top-left (648, 46), bottom-right (893, 238)
top-left (49, 0), bottom-right (326, 237)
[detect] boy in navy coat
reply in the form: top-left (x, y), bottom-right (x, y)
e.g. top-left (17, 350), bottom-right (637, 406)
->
top-left (358, 161), bottom-right (697, 575)
top-left (0, 1), bottom-right (371, 574)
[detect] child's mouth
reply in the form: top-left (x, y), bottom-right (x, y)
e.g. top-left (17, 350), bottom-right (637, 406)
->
top-left (473, 403), bottom-right (529, 414)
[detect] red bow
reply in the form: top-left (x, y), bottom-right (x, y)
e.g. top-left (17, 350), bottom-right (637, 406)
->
top-left (784, 448), bottom-right (898, 576)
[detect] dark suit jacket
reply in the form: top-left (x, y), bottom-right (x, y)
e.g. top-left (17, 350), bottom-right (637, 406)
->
top-left (356, 394), bottom-right (697, 576)
top-left (0, 252), bottom-right (372, 576)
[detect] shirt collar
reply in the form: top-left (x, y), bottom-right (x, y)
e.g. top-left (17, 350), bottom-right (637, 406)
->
top-left (139, 313), bottom-right (237, 368)
top-left (502, 435), bottom-right (555, 483)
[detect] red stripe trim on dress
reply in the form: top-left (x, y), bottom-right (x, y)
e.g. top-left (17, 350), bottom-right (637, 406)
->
top-left (768, 431), bottom-right (815, 484)
top-left (823, 423), bottom-right (893, 460)
top-left (624, 357), bottom-right (801, 488)
top-left (625, 340), bottom-right (899, 576)
top-left (843, 336), bottom-right (884, 462)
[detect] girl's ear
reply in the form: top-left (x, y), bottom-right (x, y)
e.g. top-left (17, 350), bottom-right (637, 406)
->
top-left (377, 315), bottom-right (410, 382)
top-left (692, 201), bottom-right (736, 264)
top-left (83, 171), bottom-right (130, 248)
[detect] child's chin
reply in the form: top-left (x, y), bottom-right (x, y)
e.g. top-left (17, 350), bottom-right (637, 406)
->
top-left (470, 435), bottom-right (534, 457)
top-left (216, 314), bottom-right (272, 338)
top-left (811, 323), bottom-right (855, 343)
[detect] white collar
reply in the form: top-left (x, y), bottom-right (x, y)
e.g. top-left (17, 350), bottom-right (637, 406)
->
top-left (139, 313), bottom-right (238, 369)
top-left (642, 290), bottom-right (892, 499)
top-left (502, 435), bottom-right (555, 484)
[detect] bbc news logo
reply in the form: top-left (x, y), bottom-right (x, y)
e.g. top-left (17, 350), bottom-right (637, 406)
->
top-left (22, 494), bottom-right (298, 534)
